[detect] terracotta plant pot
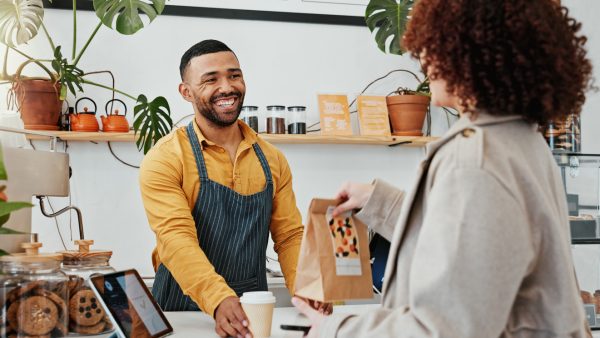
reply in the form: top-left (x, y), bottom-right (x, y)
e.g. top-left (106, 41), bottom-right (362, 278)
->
top-left (386, 94), bottom-right (430, 136)
top-left (13, 79), bottom-right (62, 130)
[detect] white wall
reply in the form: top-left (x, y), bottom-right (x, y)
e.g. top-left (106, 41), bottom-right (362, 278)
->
top-left (3, 7), bottom-right (448, 277)
top-left (2, 1), bottom-right (599, 283)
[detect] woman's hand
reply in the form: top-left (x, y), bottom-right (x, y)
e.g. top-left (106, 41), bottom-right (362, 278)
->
top-left (292, 297), bottom-right (326, 338)
top-left (332, 182), bottom-right (375, 217)
top-left (295, 296), bottom-right (333, 315)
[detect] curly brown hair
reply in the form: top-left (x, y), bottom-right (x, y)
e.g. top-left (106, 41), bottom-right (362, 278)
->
top-left (403, 0), bottom-right (593, 124)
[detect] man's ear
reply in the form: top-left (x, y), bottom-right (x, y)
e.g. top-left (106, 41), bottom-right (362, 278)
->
top-left (179, 82), bottom-right (193, 103)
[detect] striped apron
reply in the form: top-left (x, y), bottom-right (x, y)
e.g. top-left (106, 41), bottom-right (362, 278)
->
top-left (152, 122), bottom-right (272, 311)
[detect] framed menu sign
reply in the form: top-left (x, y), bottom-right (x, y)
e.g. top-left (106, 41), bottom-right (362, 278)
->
top-left (356, 96), bottom-right (391, 136)
top-left (318, 95), bottom-right (352, 136)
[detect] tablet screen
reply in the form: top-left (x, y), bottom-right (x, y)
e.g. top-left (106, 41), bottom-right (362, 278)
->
top-left (90, 270), bottom-right (173, 338)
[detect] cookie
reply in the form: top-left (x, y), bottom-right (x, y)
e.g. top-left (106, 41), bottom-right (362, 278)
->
top-left (67, 276), bottom-right (84, 295)
top-left (7, 300), bottom-right (20, 332)
top-left (51, 281), bottom-right (68, 299)
top-left (8, 334), bottom-right (50, 338)
top-left (33, 289), bottom-right (67, 317)
top-left (7, 281), bottom-right (49, 303)
top-left (104, 315), bottom-right (114, 330)
top-left (70, 320), bottom-right (106, 334)
top-left (69, 289), bottom-right (104, 326)
top-left (17, 296), bottom-right (59, 336)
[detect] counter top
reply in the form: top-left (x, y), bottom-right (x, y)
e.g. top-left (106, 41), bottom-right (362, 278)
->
top-left (81, 304), bottom-right (600, 337)
top-left (88, 304), bottom-right (378, 337)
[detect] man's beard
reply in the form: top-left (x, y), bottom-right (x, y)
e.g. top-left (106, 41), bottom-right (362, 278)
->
top-left (197, 91), bottom-right (244, 128)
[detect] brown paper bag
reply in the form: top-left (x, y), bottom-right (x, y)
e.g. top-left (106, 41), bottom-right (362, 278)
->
top-left (294, 198), bottom-right (373, 302)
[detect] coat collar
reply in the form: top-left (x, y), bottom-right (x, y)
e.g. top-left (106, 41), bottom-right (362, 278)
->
top-left (425, 113), bottom-right (525, 159)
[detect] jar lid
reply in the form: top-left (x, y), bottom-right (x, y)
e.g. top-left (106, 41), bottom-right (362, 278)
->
top-left (287, 106), bottom-right (306, 111)
top-left (59, 240), bottom-right (113, 262)
top-left (0, 242), bottom-right (63, 263)
top-left (241, 106), bottom-right (258, 111)
top-left (266, 105), bottom-right (285, 110)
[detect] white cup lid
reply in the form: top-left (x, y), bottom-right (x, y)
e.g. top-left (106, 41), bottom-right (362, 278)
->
top-left (240, 291), bottom-right (276, 304)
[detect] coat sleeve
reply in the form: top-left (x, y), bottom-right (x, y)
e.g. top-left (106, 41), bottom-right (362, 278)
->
top-left (356, 179), bottom-right (405, 242)
top-left (320, 168), bottom-right (536, 338)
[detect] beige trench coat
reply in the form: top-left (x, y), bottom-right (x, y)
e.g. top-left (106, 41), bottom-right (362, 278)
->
top-left (319, 114), bottom-right (589, 337)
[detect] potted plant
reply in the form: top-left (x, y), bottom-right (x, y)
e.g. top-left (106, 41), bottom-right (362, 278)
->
top-left (0, 0), bottom-right (172, 153)
top-left (365, 0), bottom-right (431, 136)
top-left (0, 145), bottom-right (33, 256)
top-left (386, 73), bottom-right (430, 136)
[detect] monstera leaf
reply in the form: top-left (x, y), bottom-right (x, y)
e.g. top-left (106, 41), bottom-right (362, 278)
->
top-left (51, 46), bottom-right (84, 100)
top-left (0, 146), bottom-right (6, 181)
top-left (0, 200), bottom-right (33, 229)
top-left (134, 95), bottom-right (172, 154)
top-left (365, 0), bottom-right (415, 55)
top-left (93, 0), bottom-right (165, 35)
top-left (0, 0), bottom-right (44, 47)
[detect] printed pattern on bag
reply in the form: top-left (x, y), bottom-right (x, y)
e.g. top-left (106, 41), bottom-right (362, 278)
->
top-left (326, 206), bottom-right (362, 276)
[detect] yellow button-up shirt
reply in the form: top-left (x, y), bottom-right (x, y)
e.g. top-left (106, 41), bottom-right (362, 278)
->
top-left (139, 120), bottom-right (303, 317)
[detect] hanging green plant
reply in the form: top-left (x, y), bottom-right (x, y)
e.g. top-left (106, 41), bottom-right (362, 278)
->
top-left (93, 0), bottom-right (166, 35)
top-left (134, 95), bottom-right (172, 154)
top-left (0, 0), bottom-right (173, 154)
top-left (365, 0), bottom-right (415, 55)
top-left (0, 0), bottom-right (44, 48)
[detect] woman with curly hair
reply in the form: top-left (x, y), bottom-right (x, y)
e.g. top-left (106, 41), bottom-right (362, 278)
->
top-left (293, 0), bottom-right (594, 337)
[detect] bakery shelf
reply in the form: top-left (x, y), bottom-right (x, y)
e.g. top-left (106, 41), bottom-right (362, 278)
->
top-left (26, 131), bottom-right (438, 146)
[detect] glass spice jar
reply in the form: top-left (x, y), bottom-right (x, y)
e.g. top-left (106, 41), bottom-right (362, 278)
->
top-left (240, 106), bottom-right (259, 132)
top-left (0, 242), bottom-right (69, 337)
top-left (286, 106), bottom-right (307, 134)
top-left (266, 105), bottom-right (286, 134)
top-left (58, 240), bottom-right (115, 336)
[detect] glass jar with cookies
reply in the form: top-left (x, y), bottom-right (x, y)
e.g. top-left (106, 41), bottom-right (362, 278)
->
top-left (58, 239), bottom-right (116, 336)
top-left (0, 242), bottom-right (69, 337)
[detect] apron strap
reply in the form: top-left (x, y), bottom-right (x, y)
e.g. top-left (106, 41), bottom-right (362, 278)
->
top-left (186, 122), bottom-right (209, 180)
top-left (252, 143), bottom-right (273, 184)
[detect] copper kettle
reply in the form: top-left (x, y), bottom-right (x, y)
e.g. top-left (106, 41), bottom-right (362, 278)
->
top-left (101, 99), bottom-right (129, 133)
top-left (71, 97), bottom-right (99, 132)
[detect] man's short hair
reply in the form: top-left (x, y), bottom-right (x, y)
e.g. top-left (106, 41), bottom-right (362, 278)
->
top-left (179, 40), bottom-right (235, 80)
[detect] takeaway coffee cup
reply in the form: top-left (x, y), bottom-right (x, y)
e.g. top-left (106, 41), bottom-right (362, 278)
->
top-left (240, 291), bottom-right (276, 338)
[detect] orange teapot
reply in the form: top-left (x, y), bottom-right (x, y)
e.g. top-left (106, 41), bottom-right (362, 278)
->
top-left (71, 97), bottom-right (100, 132)
top-left (101, 98), bottom-right (130, 133)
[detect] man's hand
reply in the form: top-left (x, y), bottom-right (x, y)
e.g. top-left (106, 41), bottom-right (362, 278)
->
top-left (214, 296), bottom-right (250, 338)
top-left (296, 296), bottom-right (333, 315)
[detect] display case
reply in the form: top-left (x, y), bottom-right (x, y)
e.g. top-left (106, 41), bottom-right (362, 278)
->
top-left (554, 152), bottom-right (600, 329)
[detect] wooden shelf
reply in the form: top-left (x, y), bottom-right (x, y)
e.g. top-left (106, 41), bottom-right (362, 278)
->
top-left (27, 131), bottom-right (134, 142)
top-left (26, 131), bottom-right (438, 146)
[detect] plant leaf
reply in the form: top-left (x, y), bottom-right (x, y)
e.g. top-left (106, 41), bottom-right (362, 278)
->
top-left (0, 201), bottom-right (33, 227)
top-left (0, 144), bottom-right (7, 180)
top-left (365, 0), bottom-right (415, 55)
top-left (133, 95), bottom-right (172, 154)
top-left (0, 227), bottom-right (25, 234)
top-left (52, 46), bottom-right (84, 99)
top-left (0, 0), bottom-right (44, 47)
top-left (93, 0), bottom-right (165, 35)
top-left (0, 248), bottom-right (8, 256)
top-left (0, 201), bottom-right (33, 218)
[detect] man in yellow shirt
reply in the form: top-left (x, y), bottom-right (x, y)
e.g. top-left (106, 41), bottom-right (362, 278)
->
top-left (139, 40), bottom-right (325, 338)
